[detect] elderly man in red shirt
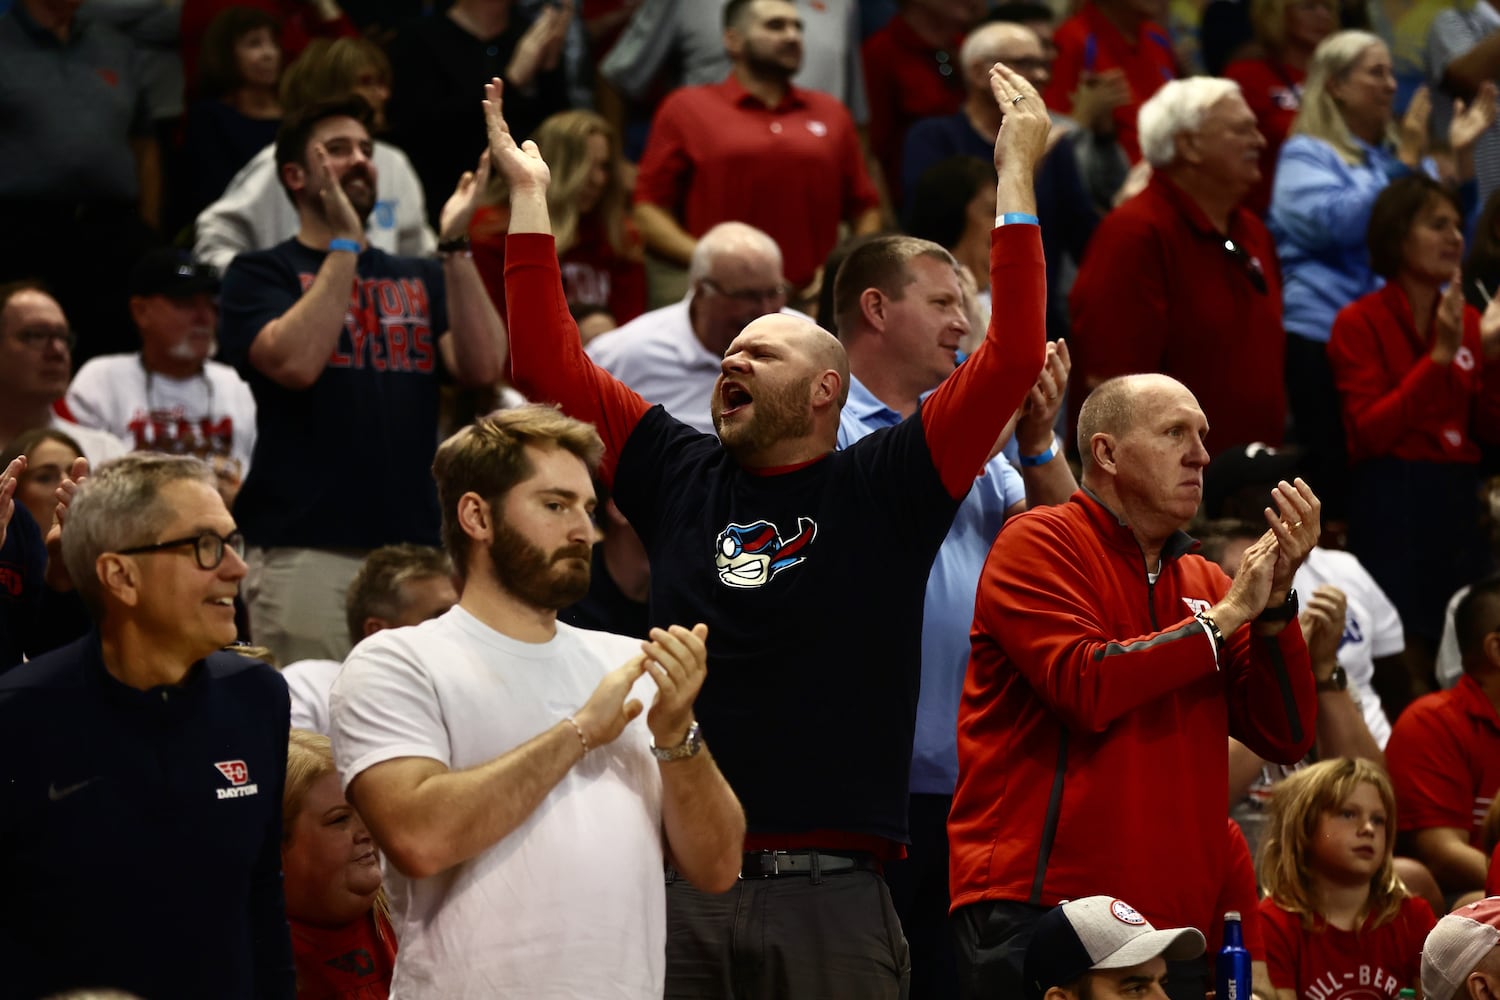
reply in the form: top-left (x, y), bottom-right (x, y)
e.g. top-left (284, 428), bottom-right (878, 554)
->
top-left (1068, 76), bottom-right (1286, 458)
top-left (632, 0), bottom-right (881, 299)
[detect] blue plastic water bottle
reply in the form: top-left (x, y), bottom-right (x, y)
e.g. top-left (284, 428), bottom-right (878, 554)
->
top-left (1217, 911), bottom-right (1252, 1000)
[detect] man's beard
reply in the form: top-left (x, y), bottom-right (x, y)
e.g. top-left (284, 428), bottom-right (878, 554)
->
top-left (168, 332), bottom-right (216, 362)
top-left (328, 166), bottom-right (377, 221)
top-left (487, 519), bottom-right (593, 610)
top-left (713, 372), bottom-right (814, 462)
top-left (742, 41), bottom-right (800, 82)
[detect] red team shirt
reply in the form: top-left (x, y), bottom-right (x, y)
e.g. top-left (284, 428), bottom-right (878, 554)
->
top-left (1259, 895), bottom-right (1434, 999)
top-left (290, 911), bottom-right (396, 1000)
top-left (1043, 2), bottom-right (1176, 162)
top-left (1386, 674), bottom-right (1500, 848)
top-left (632, 76), bottom-right (880, 289)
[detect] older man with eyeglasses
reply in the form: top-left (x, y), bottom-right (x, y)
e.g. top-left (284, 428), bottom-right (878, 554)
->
top-left (0, 452), bottom-right (295, 998)
top-left (585, 220), bottom-right (803, 436)
top-left (1068, 75), bottom-right (1286, 460)
top-left (0, 281), bottom-right (131, 467)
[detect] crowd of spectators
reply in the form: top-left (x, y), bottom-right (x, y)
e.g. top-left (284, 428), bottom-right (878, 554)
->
top-left (14, 0), bottom-right (1500, 996)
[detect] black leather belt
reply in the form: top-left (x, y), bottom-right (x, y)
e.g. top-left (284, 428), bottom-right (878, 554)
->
top-left (739, 849), bottom-right (879, 879)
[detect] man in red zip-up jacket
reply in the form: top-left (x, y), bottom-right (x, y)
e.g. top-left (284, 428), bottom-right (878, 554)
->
top-left (949, 373), bottom-right (1319, 1000)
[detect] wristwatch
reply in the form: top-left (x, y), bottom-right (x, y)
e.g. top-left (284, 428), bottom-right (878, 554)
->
top-left (1315, 665), bottom-right (1348, 693)
top-left (1257, 588), bottom-right (1300, 623)
top-left (651, 720), bottom-right (703, 761)
top-left (1194, 610), bottom-right (1224, 653)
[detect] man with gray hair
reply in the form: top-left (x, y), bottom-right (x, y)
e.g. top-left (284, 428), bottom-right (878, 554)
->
top-left (1068, 76), bottom-right (1286, 458)
top-left (0, 453), bottom-right (294, 998)
top-left (585, 221), bottom-right (800, 435)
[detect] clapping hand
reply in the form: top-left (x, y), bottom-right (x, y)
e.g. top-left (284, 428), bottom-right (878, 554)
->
top-left (440, 150), bottom-right (492, 243)
top-left (0, 456), bottom-right (22, 550)
top-left (505, 0), bottom-right (572, 88)
top-left (642, 624), bottom-right (709, 750)
top-left (1433, 270), bottom-right (1466, 365)
top-left (43, 456), bottom-right (88, 592)
top-left (1450, 81), bottom-right (1499, 154)
top-left (1262, 478), bottom-right (1319, 603)
top-left (1299, 585), bottom-right (1348, 677)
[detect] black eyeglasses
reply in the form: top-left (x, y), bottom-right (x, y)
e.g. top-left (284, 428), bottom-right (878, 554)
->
top-left (700, 278), bottom-right (790, 305)
top-left (1221, 238), bottom-right (1269, 295)
top-left (117, 530), bottom-right (246, 570)
top-left (12, 326), bottom-right (77, 351)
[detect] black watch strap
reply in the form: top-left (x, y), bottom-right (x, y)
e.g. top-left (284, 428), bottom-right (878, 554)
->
top-left (1257, 588), bottom-right (1299, 623)
top-left (1315, 665), bottom-right (1348, 693)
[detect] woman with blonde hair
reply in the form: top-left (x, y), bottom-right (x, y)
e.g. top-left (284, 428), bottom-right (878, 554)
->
top-left (1269, 29), bottom-right (1495, 521)
top-left (472, 109), bottom-right (645, 343)
top-left (1257, 758), bottom-right (1435, 998)
top-left (282, 729), bottom-right (395, 999)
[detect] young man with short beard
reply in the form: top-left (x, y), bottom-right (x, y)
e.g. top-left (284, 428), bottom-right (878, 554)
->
top-left (329, 406), bottom-right (744, 998)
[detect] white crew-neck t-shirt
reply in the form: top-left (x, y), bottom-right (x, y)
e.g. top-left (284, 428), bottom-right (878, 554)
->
top-left (331, 607), bottom-right (664, 999)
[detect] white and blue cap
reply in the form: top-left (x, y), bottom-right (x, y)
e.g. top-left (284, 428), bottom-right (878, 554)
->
top-left (1023, 896), bottom-right (1207, 1000)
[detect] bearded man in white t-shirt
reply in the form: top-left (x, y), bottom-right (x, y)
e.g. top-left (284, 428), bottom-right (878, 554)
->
top-left (330, 404), bottom-right (745, 999)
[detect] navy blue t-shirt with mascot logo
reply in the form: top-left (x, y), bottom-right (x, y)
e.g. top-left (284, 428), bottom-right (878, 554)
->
top-left (218, 240), bottom-right (449, 549)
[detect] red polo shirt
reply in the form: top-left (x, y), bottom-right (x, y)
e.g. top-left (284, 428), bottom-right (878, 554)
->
top-left (633, 75), bottom-right (879, 289)
top-left (1043, 2), bottom-right (1176, 162)
top-left (1387, 674), bottom-right (1500, 847)
top-left (861, 13), bottom-right (967, 201)
top-left (1223, 58), bottom-right (1304, 216)
top-left (1068, 172), bottom-right (1285, 456)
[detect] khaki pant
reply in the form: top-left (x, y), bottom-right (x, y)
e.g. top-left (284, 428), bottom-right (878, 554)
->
top-left (245, 547), bottom-right (367, 667)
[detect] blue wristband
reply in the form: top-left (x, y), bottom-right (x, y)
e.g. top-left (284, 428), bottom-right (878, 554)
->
top-left (1019, 435), bottom-right (1060, 467)
top-left (998, 212), bottom-right (1040, 227)
top-left (328, 238), bottom-right (361, 254)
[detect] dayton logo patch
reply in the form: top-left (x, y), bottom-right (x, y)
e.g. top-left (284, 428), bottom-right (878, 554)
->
top-left (713, 517), bottom-right (817, 589)
top-left (214, 760), bottom-right (259, 799)
top-left (1181, 597), bottom-right (1211, 616)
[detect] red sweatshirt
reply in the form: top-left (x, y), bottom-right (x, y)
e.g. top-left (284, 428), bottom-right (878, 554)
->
top-left (949, 489), bottom-right (1316, 932)
top-left (1328, 283), bottom-right (1500, 464)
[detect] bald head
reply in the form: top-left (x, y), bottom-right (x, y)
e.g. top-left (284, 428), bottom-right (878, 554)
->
top-left (959, 21), bottom-right (1045, 92)
top-left (736, 312), bottom-right (851, 408)
top-left (1077, 374), bottom-right (1195, 476)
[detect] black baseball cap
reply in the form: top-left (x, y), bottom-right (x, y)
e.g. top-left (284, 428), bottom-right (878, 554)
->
top-left (129, 248), bottom-right (220, 299)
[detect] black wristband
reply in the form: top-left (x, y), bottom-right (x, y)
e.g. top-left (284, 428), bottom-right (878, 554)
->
top-left (1256, 588), bottom-right (1299, 623)
top-left (437, 235), bottom-right (471, 254)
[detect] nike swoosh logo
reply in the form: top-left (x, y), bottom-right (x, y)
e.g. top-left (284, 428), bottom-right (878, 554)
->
top-left (48, 777), bottom-right (100, 802)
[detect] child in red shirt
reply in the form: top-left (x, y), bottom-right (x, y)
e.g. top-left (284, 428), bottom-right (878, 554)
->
top-left (1258, 758), bottom-right (1435, 998)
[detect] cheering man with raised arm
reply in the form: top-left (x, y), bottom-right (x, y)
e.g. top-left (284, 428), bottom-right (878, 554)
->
top-left (480, 60), bottom-right (1049, 997)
